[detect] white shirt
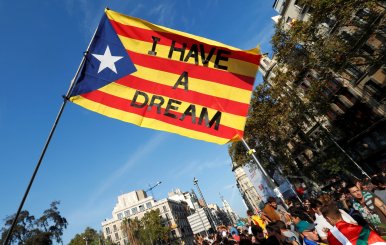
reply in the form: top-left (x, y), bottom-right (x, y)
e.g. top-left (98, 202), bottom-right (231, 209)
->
top-left (314, 213), bottom-right (333, 239)
top-left (314, 210), bottom-right (357, 239)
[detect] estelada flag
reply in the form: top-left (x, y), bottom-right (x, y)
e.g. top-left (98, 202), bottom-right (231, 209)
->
top-left (69, 9), bottom-right (261, 144)
top-left (327, 221), bottom-right (386, 245)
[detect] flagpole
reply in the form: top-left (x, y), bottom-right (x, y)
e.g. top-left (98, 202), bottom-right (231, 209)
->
top-left (3, 23), bottom-right (99, 245)
top-left (240, 137), bottom-right (288, 209)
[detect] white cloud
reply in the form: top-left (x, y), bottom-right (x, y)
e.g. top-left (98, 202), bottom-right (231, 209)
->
top-left (63, 133), bottom-right (167, 242)
top-left (222, 183), bottom-right (236, 190)
top-left (84, 132), bottom-right (167, 207)
top-left (241, 21), bottom-right (275, 52)
top-left (148, 2), bottom-right (177, 25)
top-left (128, 3), bottom-right (145, 17)
top-left (62, 0), bottom-right (102, 37)
top-left (170, 157), bottom-right (230, 178)
top-left (205, 0), bottom-right (219, 10)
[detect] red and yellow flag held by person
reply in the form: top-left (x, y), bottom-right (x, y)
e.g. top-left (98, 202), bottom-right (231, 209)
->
top-left (70, 9), bottom-right (261, 144)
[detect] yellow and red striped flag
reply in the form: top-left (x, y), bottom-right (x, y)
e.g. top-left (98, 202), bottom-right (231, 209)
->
top-left (69, 9), bottom-right (261, 144)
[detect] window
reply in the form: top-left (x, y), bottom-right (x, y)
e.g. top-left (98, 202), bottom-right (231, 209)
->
top-left (328, 78), bottom-right (340, 93)
top-left (107, 235), bottom-right (111, 241)
top-left (117, 213), bottom-right (123, 220)
top-left (165, 213), bottom-right (170, 220)
top-left (139, 205), bottom-right (145, 212)
top-left (115, 232), bottom-right (119, 240)
top-left (146, 202), bottom-right (152, 209)
top-left (341, 90), bottom-right (356, 103)
top-left (286, 16), bottom-right (292, 23)
top-left (124, 210), bottom-right (130, 217)
top-left (356, 8), bottom-right (371, 19)
top-left (106, 227), bottom-right (111, 234)
top-left (131, 207), bottom-right (138, 214)
top-left (340, 31), bottom-right (353, 43)
top-left (345, 64), bottom-right (363, 80)
top-left (163, 206), bottom-right (167, 212)
top-left (362, 44), bottom-right (374, 55)
top-left (113, 224), bottom-right (117, 232)
top-left (364, 80), bottom-right (384, 102)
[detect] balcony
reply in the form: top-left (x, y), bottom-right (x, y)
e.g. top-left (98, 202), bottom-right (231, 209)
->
top-left (330, 103), bottom-right (345, 115)
top-left (338, 95), bottom-right (355, 108)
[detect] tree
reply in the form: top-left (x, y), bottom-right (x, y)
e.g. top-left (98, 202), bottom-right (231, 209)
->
top-left (230, 0), bottom-right (386, 182)
top-left (140, 210), bottom-right (170, 244)
top-left (121, 209), bottom-right (171, 245)
top-left (0, 201), bottom-right (68, 245)
top-left (68, 227), bottom-right (104, 245)
top-left (0, 210), bottom-right (35, 244)
top-left (121, 218), bottom-right (142, 245)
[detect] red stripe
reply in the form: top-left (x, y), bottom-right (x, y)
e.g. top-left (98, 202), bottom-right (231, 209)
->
top-left (109, 19), bottom-right (261, 66)
top-left (115, 75), bottom-right (250, 117)
top-left (81, 90), bottom-right (244, 139)
top-left (127, 51), bottom-right (255, 90)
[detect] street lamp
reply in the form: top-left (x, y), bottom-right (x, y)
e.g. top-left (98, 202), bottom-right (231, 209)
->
top-left (83, 237), bottom-right (89, 245)
top-left (193, 177), bottom-right (216, 231)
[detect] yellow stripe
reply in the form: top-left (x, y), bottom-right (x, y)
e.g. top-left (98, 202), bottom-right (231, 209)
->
top-left (106, 9), bottom-right (260, 56)
top-left (98, 82), bottom-right (248, 131)
top-left (71, 95), bottom-right (232, 144)
top-left (132, 65), bottom-right (252, 104)
top-left (119, 35), bottom-right (259, 78)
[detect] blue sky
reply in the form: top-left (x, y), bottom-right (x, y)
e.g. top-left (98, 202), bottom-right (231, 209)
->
top-left (0, 0), bottom-right (276, 243)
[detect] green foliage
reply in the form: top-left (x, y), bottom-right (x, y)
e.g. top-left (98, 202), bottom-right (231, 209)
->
top-left (140, 210), bottom-right (170, 244)
top-left (0, 201), bottom-right (68, 245)
top-left (68, 227), bottom-right (103, 245)
top-left (231, 0), bottom-right (385, 183)
top-left (121, 209), bottom-right (171, 245)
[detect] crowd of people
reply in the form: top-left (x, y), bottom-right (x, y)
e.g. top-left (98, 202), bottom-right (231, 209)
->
top-left (194, 173), bottom-right (386, 244)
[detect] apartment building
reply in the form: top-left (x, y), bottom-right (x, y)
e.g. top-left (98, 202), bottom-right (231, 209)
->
top-left (101, 190), bottom-right (193, 244)
top-left (270, 0), bottom-right (386, 173)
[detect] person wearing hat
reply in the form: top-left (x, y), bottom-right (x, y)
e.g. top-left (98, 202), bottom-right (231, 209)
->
top-left (296, 221), bottom-right (320, 245)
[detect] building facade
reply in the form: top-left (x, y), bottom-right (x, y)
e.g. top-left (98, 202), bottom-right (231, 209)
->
top-left (168, 188), bottom-right (199, 213)
top-left (220, 198), bottom-right (239, 225)
top-left (232, 162), bottom-right (264, 212)
top-left (101, 190), bottom-right (194, 245)
top-left (270, 0), bottom-right (386, 175)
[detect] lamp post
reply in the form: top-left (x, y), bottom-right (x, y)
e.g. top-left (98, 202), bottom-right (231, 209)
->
top-left (193, 177), bottom-right (216, 231)
top-left (241, 138), bottom-right (288, 208)
top-left (83, 237), bottom-right (89, 245)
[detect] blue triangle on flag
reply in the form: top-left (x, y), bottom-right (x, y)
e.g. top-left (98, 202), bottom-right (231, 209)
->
top-left (71, 13), bottom-right (137, 96)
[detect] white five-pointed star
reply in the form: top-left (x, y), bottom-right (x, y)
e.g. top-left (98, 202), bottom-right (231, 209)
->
top-left (92, 46), bottom-right (123, 74)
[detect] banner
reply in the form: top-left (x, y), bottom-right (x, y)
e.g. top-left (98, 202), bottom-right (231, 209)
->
top-left (243, 164), bottom-right (275, 203)
top-left (70, 9), bottom-right (261, 144)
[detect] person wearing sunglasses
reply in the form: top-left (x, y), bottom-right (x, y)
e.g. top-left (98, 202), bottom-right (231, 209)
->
top-left (296, 221), bottom-right (320, 245)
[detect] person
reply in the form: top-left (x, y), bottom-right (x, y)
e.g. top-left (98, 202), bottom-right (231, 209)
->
top-left (346, 182), bottom-right (386, 235)
top-left (230, 229), bottom-right (240, 242)
top-left (310, 199), bottom-right (357, 243)
top-left (296, 185), bottom-right (306, 199)
top-left (264, 222), bottom-right (290, 245)
top-left (290, 208), bottom-right (314, 224)
top-left (263, 197), bottom-right (281, 222)
top-left (296, 221), bottom-right (320, 245)
top-left (276, 220), bottom-right (300, 245)
top-left (321, 201), bottom-right (386, 245)
top-left (372, 176), bottom-right (386, 202)
top-left (247, 209), bottom-right (268, 236)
